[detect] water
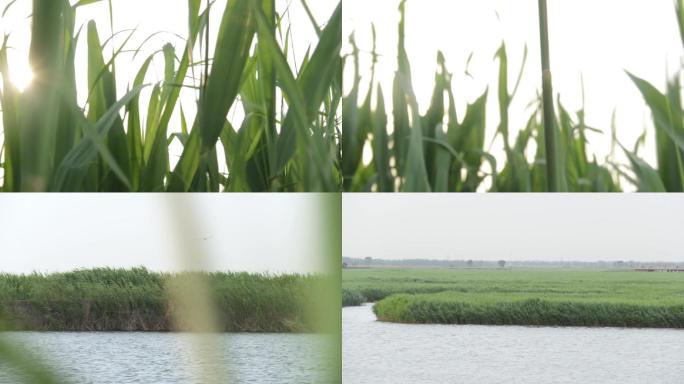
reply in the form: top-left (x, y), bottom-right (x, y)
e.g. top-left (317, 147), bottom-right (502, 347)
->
top-left (343, 303), bottom-right (684, 384)
top-left (1, 332), bottom-right (335, 384)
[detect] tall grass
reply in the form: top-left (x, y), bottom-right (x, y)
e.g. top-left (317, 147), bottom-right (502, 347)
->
top-left (342, 288), bottom-right (364, 307)
top-left (0, 0), bottom-right (342, 191)
top-left (342, 0), bottom-right (684, 192)
top-left (0, 267), bottom-right (333, 333)
top-left (623, 0), bottom-right (684, 191)
top-left (374, 292), bottom-right (684, 328)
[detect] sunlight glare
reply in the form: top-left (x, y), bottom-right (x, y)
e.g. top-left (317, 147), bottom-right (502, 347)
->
top-left (11, 65), bottom-right (33, 92)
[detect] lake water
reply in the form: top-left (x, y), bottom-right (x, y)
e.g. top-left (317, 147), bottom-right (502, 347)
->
top-left (343, 303), bottom-right (684, 384)
top-left (0, 332), bottom-right (336, 384)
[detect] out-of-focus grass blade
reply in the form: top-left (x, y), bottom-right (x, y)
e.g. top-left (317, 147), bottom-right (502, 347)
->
top-left (0, 337), bottom-right (67, 384)
top-left (627, 71), bottom-right (684, 191)
top-left (0, 36), bottom-right (21, 191)
top-left (20, 0), bottom-right (68, 191)
top-left (621, 144), bottom-right (666, 192)
top-left (627, 72), bottom-right (684, 149)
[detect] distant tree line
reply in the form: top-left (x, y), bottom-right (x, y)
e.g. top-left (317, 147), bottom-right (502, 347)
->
top-left (342, 257), bottom-right (684, 269)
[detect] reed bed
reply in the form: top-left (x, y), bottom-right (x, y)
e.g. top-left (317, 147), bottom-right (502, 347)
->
top-left (0, 0), bottom-right (341, 192)
top-left (0, 267), bottom-right (332, 333)
top-left (343, 268), bottom-right (684, 327)
top-left (342, 0), bottom-right (683, 192)
top-left (341, 288), bottom-right (364, 307)
top-left (373, 292), bottom-right (684, 328)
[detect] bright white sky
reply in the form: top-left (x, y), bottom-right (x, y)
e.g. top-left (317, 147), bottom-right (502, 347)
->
top-left (0, 0), bottom-right (338, 171)
top-left (343, 194), bottom-right (684, 262)
top-left (0, 194), bottom-right (330, 274)
top-left (344, 0), bottom-right (683, 187)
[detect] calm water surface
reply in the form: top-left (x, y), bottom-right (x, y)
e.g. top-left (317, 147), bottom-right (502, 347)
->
top-left (343, 303), bottom-right (684, 384)
top-left (1, 332), bottom-right (335, 384)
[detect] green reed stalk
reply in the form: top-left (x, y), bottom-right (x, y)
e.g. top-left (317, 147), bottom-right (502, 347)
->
top-left (538, 0), bottom-right (560, 192)
top-left (0, 1), bottom-right (341, 192)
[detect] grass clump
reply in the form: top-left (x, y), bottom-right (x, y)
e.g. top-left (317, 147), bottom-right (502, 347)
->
top-left (341, 288), bottom-right (364, 307)
top-left (374, 292), bottom-right (684, 328)
top-left (0, 267), bottom-right (331, 333)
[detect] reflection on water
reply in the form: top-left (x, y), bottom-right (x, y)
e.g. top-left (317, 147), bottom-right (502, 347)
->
top-left (1, 332), bottom-right (335, 384)
top-left (343, 303), bottom-right (684, 384)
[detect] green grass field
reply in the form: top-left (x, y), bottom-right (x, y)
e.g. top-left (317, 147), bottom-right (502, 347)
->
top-left (342, 268), bottom-right (684, 328)
top-left (0, 268), bottom-right (333, 333)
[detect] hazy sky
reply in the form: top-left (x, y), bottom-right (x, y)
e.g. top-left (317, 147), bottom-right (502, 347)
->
top-left (0, 194), bottom-right (329, 274)
top-left (344, 0), bottom-right (682, 186)
top-left (343, 194), bottom-right (684, 262)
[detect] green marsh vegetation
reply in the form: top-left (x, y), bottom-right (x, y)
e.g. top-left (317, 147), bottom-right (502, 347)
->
top-left (342, 0), bottom-right (684, 192)
top-left (0, 0), bottom-right (342, 192)
top-left (343, 268), bottom-right (684, 328)
top-left (342, 287), bottom-right (364, 307)
top-left (0, 267), bottom-right (333, 333)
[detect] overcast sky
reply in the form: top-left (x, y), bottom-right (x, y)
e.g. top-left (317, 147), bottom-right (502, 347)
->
top-left (343, 194), bottom-right (684, 262)
top-left (0, 194), bottom-right (330, 274)
top-left (344, 0), bottom-right (682, 187)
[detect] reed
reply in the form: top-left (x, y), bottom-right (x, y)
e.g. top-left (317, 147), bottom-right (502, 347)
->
top-left (344, 268), bottom-right (684, 327)
top-left (538, 0), bottom-right (561, 192)
top-left (0, 0), bottom-right (342, 192)
top-left (0, 267), bottom-right (333, 333)
top-left (622, 0), bottom-right (684, 192)
top-left (374, 292), bottom-right (684, 328)
top-left (343, 0), bottom-right (684, 192)
top-left (342, 288), bottom-right (364, 307)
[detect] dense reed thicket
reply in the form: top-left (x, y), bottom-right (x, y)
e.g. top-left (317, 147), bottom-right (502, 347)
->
top-left (342, 0), bottom-right (683, 192)
top-left (343, 268), bottom-right (684, 327)
top-left (373, 292), bottom-right (684, 328)
top-left (0, 268), bottom-right (331, 332)
top-left (0, 0), bottom-right (341, 192)
top-left (341, 288), bottom-right (364, 307)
